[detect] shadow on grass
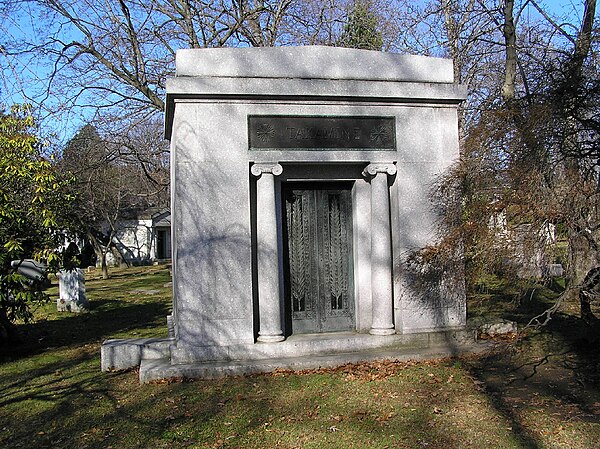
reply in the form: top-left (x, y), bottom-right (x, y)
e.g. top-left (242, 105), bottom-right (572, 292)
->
top-left (464, 284), bottom-right (600, 448)
top-left (0, 298), bottom-right (171, 362)
top-left (0, 351), bottom-right (222, 449)
top-left (7, 370), bottom-right (461, 449)
top-left (0, 349), bottom-right (111, 406)
top-left (2, 267), bottom-right (599, 448)
top-left (1, 345), bottom-right (276, 449)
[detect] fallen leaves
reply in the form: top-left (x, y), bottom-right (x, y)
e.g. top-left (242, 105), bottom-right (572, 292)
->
top-left (375, 411), bottom-right (396, 422)
top-left (262, 357), bottom-right (456, 382)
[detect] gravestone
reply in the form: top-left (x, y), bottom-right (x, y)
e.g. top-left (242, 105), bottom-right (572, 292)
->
top-left (101, 46), bottom-right (471, 381)
top-left (57, 269), bottom-right (88, 312)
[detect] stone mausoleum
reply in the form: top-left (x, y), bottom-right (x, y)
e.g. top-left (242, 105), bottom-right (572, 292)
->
top-left (101, 46), bottom-right (470, 382)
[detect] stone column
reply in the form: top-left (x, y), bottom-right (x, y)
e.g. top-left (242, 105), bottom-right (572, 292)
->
top-left (363, 162), bottom-right (397, 335)
top-left (251, 162), bottom-right (285, 342)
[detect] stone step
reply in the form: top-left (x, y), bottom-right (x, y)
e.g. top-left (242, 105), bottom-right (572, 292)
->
top-left (101, 337), bottom-right (175, 371)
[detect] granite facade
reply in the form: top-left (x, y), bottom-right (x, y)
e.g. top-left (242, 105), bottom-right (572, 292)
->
top-left (102, 46), bottom-right (468, 374)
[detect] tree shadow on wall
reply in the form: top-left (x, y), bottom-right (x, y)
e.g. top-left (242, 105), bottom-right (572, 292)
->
top-left (173, 137), bottom-right (265, 349)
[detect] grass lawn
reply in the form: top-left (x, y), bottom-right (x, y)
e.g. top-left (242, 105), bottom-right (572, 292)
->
top-left (1, 266), bottom-right (599, 448)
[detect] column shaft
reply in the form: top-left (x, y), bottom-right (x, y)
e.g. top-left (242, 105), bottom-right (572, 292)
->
top-left (252, 163), bottom-right (285, 342)
top-left (364, 163), bottom-right (396, 335)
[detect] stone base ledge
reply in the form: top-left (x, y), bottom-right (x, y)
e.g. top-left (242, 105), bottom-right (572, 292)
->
top-left (170, 329), bottom-right (474, 365)
top-left (139, 338), bottom-right (489, 383)
top-left (101, 337), bottom-right (175, 371)
top-left (401, 325), bottom-right (471, 337)
top-left (102, 329), bottom-right (477, 380)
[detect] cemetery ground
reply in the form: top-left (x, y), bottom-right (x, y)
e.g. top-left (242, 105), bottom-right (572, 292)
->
top-left (0, 266), bottom-right (599, 449)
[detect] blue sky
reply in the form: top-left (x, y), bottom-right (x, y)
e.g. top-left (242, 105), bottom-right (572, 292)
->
top-left (0, 0), bottom-right (594, 145)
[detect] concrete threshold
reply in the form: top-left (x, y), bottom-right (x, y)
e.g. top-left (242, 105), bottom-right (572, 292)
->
top-left (139, 339), bottom-right (491, 383)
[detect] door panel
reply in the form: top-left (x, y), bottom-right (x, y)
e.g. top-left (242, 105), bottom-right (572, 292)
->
top-left (284, 184), bottom-right (354, 333)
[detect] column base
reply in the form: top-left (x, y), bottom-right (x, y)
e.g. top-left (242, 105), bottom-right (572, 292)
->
top-left (369, 328), bottom-right (396, 336)
top-left (257, 334), bottom-right (285, 343)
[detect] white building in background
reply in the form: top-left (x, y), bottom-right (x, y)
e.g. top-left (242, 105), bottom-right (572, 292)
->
top-left (106, 209), bottom-right (172, 265)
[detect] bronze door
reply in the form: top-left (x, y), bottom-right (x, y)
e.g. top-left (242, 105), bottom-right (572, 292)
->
top-left (283, 183), bottom-right (354, 334)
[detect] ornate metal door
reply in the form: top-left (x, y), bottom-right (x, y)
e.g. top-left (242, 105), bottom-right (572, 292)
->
top-left (283, 183), bottom-right (354, 333)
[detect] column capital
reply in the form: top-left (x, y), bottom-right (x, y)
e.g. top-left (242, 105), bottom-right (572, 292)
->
top-left (362, 162), bottom-right (396, 178)
top-left (251, 162), bottom-right (283, 177)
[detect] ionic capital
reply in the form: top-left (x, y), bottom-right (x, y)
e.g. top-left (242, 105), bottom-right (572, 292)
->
top-left (251, 163), bottom-right (283, 178)
top-left (362, 162), bottom-right (397, 179)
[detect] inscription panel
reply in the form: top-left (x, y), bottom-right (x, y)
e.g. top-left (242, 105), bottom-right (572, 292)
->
top-left (249, 116), bottom-right (396, 150)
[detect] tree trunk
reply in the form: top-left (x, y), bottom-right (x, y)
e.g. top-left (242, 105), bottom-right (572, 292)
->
top-left (562, 0), bottom-right (598, 320)
top-left (87, 231), bottom-right (110, 279)
top-left (568, 224), bottom-right (600, 320)
top-left (100, 251), bottom-right (109, 280)
top-left (110, 242), bottom-right (130, 268)
top-left (501, 0), bottom-right (517, 102)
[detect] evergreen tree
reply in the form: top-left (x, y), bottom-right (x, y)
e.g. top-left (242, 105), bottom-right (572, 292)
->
top-left (337, 0), bottom-right (384, 51)
top-left (0, 105), bottom-right (74, 341)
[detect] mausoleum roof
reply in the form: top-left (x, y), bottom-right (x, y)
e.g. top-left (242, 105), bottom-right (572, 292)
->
top-left (164, 46), bottom-right (466, 140)
top-left (175, 46), bottom-right (454, 84)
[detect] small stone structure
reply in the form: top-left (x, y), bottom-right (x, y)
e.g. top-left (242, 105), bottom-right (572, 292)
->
top-left (57, 269), bottom-right (88, 312)
top-left (101, 46), bottom-right (470, 381)
top-left (105, 209), bottom-right (172, 266)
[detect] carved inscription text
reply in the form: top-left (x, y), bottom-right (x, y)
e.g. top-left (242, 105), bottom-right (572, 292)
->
top-left (248, 116), bottom-right (396, 150)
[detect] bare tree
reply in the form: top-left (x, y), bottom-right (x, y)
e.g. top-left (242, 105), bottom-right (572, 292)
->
top-left (1, 1), bottom-right (295, 118)
top-left (430, 0), bottom-right (600, 323)
top-left (556, 0), bottom-right (599, 321)
top-left (60, 123), bottom-right (167, 278)
top-left (3, 0), bottom-right (598, 315)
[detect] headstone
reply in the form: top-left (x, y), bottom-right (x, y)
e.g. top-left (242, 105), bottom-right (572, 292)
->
top-left (57, 269), bottom-right (89, 312)
top-left (479, 320), bottom-right (517, 336)
top-left (547, 263), bottom-right (564, 277)
top-left (11, 259), bottom-right (48, 283)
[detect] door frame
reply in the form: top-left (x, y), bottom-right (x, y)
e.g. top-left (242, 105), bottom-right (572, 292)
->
top-left (250, 162), bottom-right (394, 340)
